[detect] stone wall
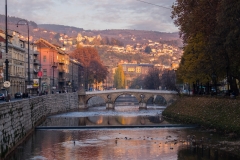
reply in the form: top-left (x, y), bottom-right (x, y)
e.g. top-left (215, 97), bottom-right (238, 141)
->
top-left (0, 93), bottom-right (78, 159)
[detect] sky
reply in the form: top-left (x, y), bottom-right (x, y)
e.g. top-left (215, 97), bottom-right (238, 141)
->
top-left (0, 0), bottom-right (178, 32)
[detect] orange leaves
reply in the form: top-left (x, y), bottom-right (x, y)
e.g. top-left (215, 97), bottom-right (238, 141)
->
top-left (70, 46), bottom-right (101, 67)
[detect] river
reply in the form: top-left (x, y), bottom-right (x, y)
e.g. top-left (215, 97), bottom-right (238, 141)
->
top-left (7, 95), bottom-right (240, 160)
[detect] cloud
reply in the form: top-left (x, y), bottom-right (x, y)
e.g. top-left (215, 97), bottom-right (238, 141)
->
top-left (0, 0), bottom-right (178, 32)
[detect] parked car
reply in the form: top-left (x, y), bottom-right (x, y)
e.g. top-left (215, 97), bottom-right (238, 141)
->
top-left (15, 92), bottom-right (22, 98)
top-left (0, 93), bottom-right (5, 100)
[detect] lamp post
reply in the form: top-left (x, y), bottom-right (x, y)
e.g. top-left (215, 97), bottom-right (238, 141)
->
top-left (38, 39), bottom-right (42, 93)
top-left (16, 20), bottom-right (30, 87)
top-left (72, 61), bottom-right (74, 92)
top-left (81, 71), bottom-right (84, 92)
top-left (5, 0), bottom-right (9, 82)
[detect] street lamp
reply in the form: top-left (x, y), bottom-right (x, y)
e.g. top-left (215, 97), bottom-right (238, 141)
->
top-left (72, 61), bottom-right (74, 92)
top-left (5, 0), bottom-right (9, 82)
top-left (16, 20), bottom-right (30, 87)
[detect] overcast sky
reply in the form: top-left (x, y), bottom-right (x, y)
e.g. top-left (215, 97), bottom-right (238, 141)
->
top-left (0, 0), bottom-right (178, 32)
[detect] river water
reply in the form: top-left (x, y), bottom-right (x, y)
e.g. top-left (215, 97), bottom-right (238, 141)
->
top-left (7, 96), bottom-right (240, 160)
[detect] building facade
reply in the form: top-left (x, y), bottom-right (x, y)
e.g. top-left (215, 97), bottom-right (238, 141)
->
top-left (0, 30), bottom-right (27, 95)
top-left (68, 58), bottom-right (83, 92)
top-left (121, 63), bottom-right (154, 88)
top-left (36, 38), bottom-right (70, 93)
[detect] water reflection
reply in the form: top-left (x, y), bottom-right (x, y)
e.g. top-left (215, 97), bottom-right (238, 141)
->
top-left (9, 129), bottom-right (186, 160)
top-left (178, 146), bottom-right (240, 160)
top-left (40, 106), bottom-right (165, 127)
top-left (7, 100), bottom-right (240, 160)
top-left (40, 115), bottom-right (164, 127)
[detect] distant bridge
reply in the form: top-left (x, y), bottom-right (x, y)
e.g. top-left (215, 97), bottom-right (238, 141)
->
top-left (78, 89), bottom-right (178, 109)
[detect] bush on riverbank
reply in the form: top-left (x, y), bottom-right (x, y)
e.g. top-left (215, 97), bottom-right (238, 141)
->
top-left (162, 96), bottom-right (240, 135)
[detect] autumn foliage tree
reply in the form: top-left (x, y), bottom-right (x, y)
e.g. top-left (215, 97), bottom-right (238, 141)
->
top-left (172, 0), bottom-right (240, 95)
top-left (114, 65), bottom-right (125, 89)
top-left (70, 45), bottom-right (108, 90)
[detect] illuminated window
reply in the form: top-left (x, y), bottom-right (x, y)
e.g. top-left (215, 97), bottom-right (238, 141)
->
top-left (136, 67), bottom-right (141, 73)
top-left (128, 68), bottom-right (135, 72)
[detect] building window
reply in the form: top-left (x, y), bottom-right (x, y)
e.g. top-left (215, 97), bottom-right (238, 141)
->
top-left (128, 68), bottom-right (135, 72)
top-left (43, 69), bottom-right (47, 76)
top-left (43, 56), bottom-right (46, 62)
top-left (136, 67), bottom-right (141, 73)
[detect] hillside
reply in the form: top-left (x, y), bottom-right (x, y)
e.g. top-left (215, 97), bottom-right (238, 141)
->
top-left (37, 24), bottom-right (182, 47)
top-left (0, 15), bottom-right (182, 71)
top-left (0, 15), bottom-right (181, 47)
top-left (38, 24), bottom-right (83, 34)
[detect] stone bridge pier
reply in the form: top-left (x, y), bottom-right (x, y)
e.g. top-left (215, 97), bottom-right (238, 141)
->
top-left (78, 89), bottom-right (179, 109)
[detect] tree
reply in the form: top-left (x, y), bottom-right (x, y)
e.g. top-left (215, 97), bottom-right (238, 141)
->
top-left (70, 45), bottom-right (107, 90)
top-left (144, 46), bottom-right (152, 54)
top-left (114, 65), bottom-right (125, 89)
top-left (88, 60), bottom-right (108, 89)
top-left (161, 70), bottom-right (179, 91)
top-left (54, 33), bottom-right (61, 42)
top-left (172, 0), bottom-right (240, 95)
top-left (70, 45), bottom-right (101, 66)
top-left (143, 68), bottom-right (161, 89)
top-left (130, 76), bottom-right (144, 89)
top-left (213, 0), bottom-right (240, 94)
top-left (101, 36), bottom-right (110, 45)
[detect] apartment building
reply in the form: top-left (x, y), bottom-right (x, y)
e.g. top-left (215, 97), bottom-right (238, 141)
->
top-left (0, 30), bottom-right (27, 94)
top-left (69, 58), bottom-right (83, 92)
top-left (35, 38), bottom-right (69, 93)
top-left (121, 63), bottom-right (154, 88)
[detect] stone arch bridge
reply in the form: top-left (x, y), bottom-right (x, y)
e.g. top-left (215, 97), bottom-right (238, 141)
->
top-left (78, 89), bottom-right (178, 109)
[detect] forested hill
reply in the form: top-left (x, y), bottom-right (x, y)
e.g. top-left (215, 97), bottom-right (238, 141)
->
top-left (0, 14), bottom-right (37, 28)
top-left (38, 24), bottom-right (84, 34)
top-left (38, 24), bottom-right (182, 47)
top-left (0, 15), bottom-right (181, 47)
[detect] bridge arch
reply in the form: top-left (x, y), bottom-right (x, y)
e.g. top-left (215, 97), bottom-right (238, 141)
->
top-left (78, 89), bottom-right (178, 109)
top-left (147, 95), bottom-right (167, 106)
top-left (114, 93), bottom-right (139, 103)
top-left (85, 95), bottom-right (107, 107)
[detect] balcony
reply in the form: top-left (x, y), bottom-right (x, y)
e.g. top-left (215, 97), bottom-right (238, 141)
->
top-left (33, 51), bottom-right (40, 56)
top-left (34, 59), bottom-right (40, 65)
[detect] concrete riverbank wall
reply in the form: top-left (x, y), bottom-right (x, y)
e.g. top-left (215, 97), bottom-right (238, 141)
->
top-left (0, 92), bottom-right (107, 159)
top-left (162, 96), bottom-right (240, 135)
top-left (0, 93), bottom-right (80, 159)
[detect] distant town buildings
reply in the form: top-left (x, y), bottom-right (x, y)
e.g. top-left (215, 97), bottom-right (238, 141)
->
top-left (121, 63), bottom-right (154, 88)
top-left (0, 25), bottom-right (183, 94)
top-left (0, 28), bottom-right (84, 95)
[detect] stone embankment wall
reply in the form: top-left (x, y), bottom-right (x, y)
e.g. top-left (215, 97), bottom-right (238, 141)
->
top-left (0, 93), bottom-right (79, 159)
top-left (163, 96), bottom-right (240, 134)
